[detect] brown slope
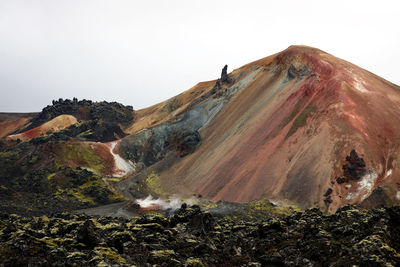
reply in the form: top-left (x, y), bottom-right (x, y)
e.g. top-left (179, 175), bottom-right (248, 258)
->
top-left (0, 113), bottom-right (36, 139)
top-left (155, 45), bottom-right (400, 212)
top-left (6, 114), bottom-right (78, 142)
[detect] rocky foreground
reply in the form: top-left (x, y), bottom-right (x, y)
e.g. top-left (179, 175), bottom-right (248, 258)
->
top-left (1, 204), bottom-right (400, 266)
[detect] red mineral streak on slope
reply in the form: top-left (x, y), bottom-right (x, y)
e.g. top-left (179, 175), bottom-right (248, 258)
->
top-left (0, 113), bottom-right (36, 139)
top-left (6, 115), bottom-right (77, 142)
top-left (105, 140), bottom-right (135, 177)
top-left (51, 141), bottom-right (124, 178)
top-left (154, 45), bottom-right (400, 212)
top-left (82, 140), bottom-right (134, 178)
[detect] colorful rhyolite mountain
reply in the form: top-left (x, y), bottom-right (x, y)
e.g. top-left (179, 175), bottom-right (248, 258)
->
top-left (1, 45), bottom-right (400, 213)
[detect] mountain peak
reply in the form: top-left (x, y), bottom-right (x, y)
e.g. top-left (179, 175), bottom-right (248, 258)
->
top-left (143, 46), bottom-right (400, 212)
top-left (1, 46), bottom-right (400, 215)
top-left (284, 44), bottom-right (327, 55)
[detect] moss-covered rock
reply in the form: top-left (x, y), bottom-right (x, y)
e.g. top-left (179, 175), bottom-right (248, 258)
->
top-left (94, 247), bottom-right (127, 265)
top-left (1, 202), bottom-right (400, 266)
top-left (184, 258), bottom-right (204, 267)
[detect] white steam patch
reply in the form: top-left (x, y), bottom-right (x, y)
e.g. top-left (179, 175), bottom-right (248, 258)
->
top-left (385, 169), bottom-right (392, 177)
top-left (346, 171), bottom-right (378, 200)
top-left (136, 195), bottom-right (197, 211)
top-left (358, 172), bottom-right (378, 193)
top-left (110, 141), bottom-right (135, 177)
top-left (346, 192), bottom-right (357, 200)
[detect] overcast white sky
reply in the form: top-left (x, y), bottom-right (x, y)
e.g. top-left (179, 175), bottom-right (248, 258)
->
top-left (0, 0), bottom-right (399, 112)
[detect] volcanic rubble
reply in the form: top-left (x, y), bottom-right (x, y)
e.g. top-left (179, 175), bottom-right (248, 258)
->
top-left (1, 204), bottom-right (400, 266)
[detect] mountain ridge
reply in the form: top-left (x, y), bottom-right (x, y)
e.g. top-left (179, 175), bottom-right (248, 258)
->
top-left (133, 45), bottom-right (400, 212)
top-left (1, 45), bottom-right (400, 215)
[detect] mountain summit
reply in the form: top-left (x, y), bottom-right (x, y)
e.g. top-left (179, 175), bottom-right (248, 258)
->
top-left (120, 45), bottom-right (400, 213)
top-left (1, 45), bottom-right (400, 214)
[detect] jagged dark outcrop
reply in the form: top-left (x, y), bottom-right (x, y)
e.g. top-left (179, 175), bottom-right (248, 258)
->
top-left (336, 149), bottom-right (367, 184)
top-left (1, 205), bottom-right (400, 266)
top-left (221, 64), bottom-right (231, 84)
top-left (206, 65), bottom-right (233, 98)
top-left (19, 98), bottom-right (134, 133)
top-left (61, 119), bottom-right (127, 142)
top-left (343, 149), bottom-right (366, 179)
top-left (9, 99), bottom-right (134, 142)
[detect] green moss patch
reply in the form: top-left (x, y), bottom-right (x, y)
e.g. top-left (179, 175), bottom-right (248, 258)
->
top-left (249, 198), bottom-right (301, 217)
top-left (94, 247), bottom-right (127, 264)
top-left (287, 105), bottom-right (316, 137)
top-left (54, 143), bottom-right (105, 175)
top-left (145, 172), bottom-right (166, 197)
top-left (51, 167), bottom-right (126, 206)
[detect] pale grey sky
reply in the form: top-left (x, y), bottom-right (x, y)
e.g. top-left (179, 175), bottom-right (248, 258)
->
top-left (0, 0), bottom-right (399, 112)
